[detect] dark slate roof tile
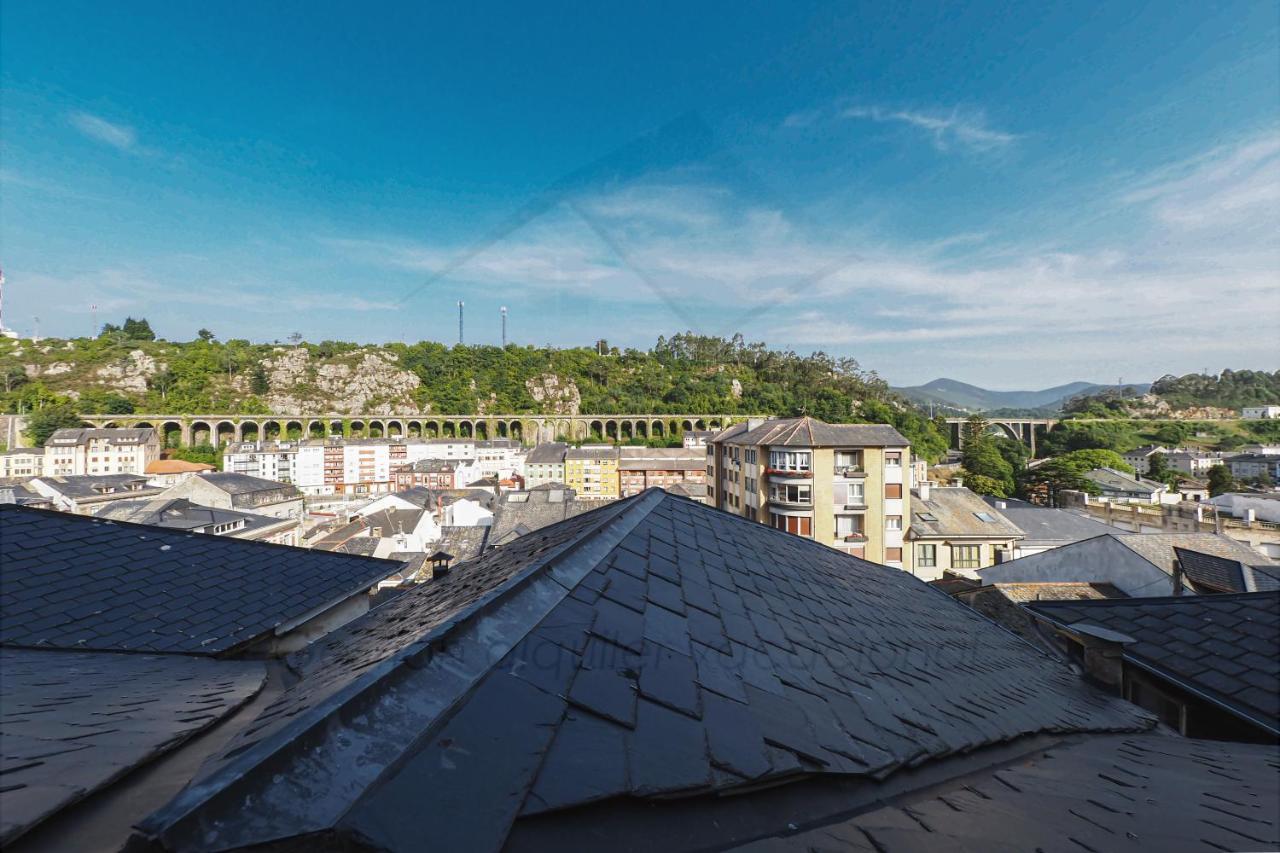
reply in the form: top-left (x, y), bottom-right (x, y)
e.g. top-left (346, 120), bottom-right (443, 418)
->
top-left (523, 709), bottom-right (629, 815)
top-left (529, 594), bottom-right (596, 654)
top-left (687, 607), bottom-right (731, 654)
top-left (627, 698), bottom-right (712, 796)
top-left (637, 641), bottom-right (699, 718)
top-left (600, 568), bottom-right (647, 613)
top-left (701, 689), bottom-right (773, 780)
top-left (643, 602), bottom-right (691, 655)
top-left (692, 641), bottom-right (749, 703)
top-left (647, 574), bottom-right (686, 614)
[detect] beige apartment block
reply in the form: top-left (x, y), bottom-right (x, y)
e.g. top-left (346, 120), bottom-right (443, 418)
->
top-left (43, 428), bottom-right (161, 477)
top-left (707, 417), bottom-right (912, 568)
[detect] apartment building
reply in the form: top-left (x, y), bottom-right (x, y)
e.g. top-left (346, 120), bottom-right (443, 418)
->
top-left (707, 416), bottom-right (912, 567)
top-left (525, 442), bottom-right (568, 487)
top-left (0, 447), bottom-right (44, 479)
top-left (43, 428), bottom-right (161, 477)
top-left (618, 447), bottom-right (707, 498)
top-left (564, 445), bottom-right (619, 500)
top-left (224, 440), bottom-right (299, 482)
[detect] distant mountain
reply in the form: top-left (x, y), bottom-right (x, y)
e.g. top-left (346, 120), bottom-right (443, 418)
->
top-left (895, 378), bottom-right (1151, 414)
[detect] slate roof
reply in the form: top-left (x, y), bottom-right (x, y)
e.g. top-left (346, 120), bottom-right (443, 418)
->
top-left (981, 496), bottom-right (1126, 546)
top-left (34, 474), bottom-right (161, 500)
top-left (310, 508), bottom-right (427, 552)
top-left (0, 648), bottom-right (265, 846)
top-left (196, 471), bottom-right (301, 499)
top-left (1084, 467), bottom-right (1166, 495)
top-left (1028, 592), bottom-right (1280, 736)
top-left (487, 485), bottom-right (609, 547)
top-left (93, 498), bottom-right (288, 536)
top-left (909, 486), bottom-right (1024, 539)
top-left (134, 489), bottom-right (1150, 852)
top-left (980, 533), bottom-right (1274, 598)
top-left (727, 734), bottom-right (1280, 852)
top-left (0, 504), bottom-right (402, 655)
top-left (1115, 533), bottom-right (1272, 575)
top-left (437, 524), bottom-right (490, 562)
top-left (565, 445), bottom-right (619, 461)
top-left (1175, 546), bottom-right (1280, 594)
top-left (713, 417), bottom-right (909, 448)
top-left (526, 442), bottom-right (568, 464)
top-left (46, 427), bottom-right (156, 446)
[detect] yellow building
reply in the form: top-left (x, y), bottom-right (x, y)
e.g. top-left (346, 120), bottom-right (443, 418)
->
top-left (707, 417), bottom-right (912, 568)
top-left (906, 483), bottom-right (1024, 581)
top-left (564, 445), bottom-right (619, 500)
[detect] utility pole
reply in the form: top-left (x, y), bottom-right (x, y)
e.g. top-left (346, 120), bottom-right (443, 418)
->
top-left (500, 306), bottom-right (507, 348)
top-left (91, 304), bottom-right (98, 339)
top-left (457, 300), bottom-right (464, 345)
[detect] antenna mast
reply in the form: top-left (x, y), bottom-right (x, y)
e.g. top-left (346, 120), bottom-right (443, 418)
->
top-left (500, 306), bottom-right (507, 348)
top-left (457, 300), bottom-right (465, 345)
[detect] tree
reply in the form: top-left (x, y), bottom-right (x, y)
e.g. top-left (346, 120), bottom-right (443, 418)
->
top-left (250, 364), bottom-right (270, 395)
top-left (197, 328), bottom-right (216, 342)
top-left (1018, 449), bottom-right (1132, 506)
top-left (963, 474), bottom-right (1010, 498)
top-left (149, 368), bottom-right (177, 402)
top-left (121, 317), bottom-right (156, 341)
top-left (1207, 464), bottom-right (1234, 497)
top-left (2, 366), bottom-right (27, 394)
top-left (1146, 451), bottom-right (1171, 482)
top-left (960, 416), bottom-right (1015, 496)
top-left (26, 404), bottom-right (86, 446)
top-left (288, 332), bottom-right (303, 347)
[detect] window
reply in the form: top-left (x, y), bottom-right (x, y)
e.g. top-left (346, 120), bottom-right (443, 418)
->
top-left (886, 515), bottom-right (902, 530)
top-left (885, 451), bottom-right (902, 467)
top-left (769, 482), bottom-right (811, 504)
top-left (916, 511), bottom-right (938, 522)
top-left (835, 515), bottom-right (862, 537)
top-left (885, 483), bottom-right (902, 499)
top-left (917, 544), bottom-right (936, 568)
top-left (973, 511), bottom-right (997, 522)
top-left (768, 450), bottom-right (811, 472)
top-left (835, 450), bottom-right (861, 470)
top-left (833, 481), bottom-right (864, 505)
top-left (770, 513), bottom-right (812, 537)
top-left (952, 545), bottom-right (982, 569)
top-left (885, 547), bottom-right (903, 562)
top-left (745, 449), bottom-right (757, 465)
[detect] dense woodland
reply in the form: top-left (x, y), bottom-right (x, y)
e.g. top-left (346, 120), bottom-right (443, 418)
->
top-left (1063, 370), bottom-right (1280, 417)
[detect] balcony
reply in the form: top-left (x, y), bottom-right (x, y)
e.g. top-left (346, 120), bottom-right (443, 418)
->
top-left (765, 468), bottom-right (812, 480)
top-left (768, 497), bottom-right (813, 510)
top-left (839, 532), bottom-right (867, 543)
top-left (835, 466), bottom-right (866, 478)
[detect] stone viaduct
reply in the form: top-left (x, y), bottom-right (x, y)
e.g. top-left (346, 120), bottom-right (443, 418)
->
top-left (76, 413), bottom-right (757, 448)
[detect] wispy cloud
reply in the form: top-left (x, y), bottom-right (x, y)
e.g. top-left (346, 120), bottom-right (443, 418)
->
top-left (68, 111), bottom-right (139, 153)
top-left (322, 129), bottom-right (1278, 379)
top-left (841, 105), bottom-right (1020, 152)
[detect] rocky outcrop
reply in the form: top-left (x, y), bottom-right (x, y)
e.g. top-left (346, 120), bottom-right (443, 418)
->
top-left (92, 350), bottom-right (160, 394)
top-left (261, 348), bottom-right (421, 414)
top-left (525, 373), bottom-right (581, 415)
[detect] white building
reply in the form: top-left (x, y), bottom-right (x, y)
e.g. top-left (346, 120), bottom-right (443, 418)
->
top-left (224, 441), bottom-right (299, 482)
top-left (1241, 405), bottom-right (1280, 420)
top-left (44, 428), bottom-right (161, 477)
top-left (1120, 445), bottom-right (1166, 475)
top-left (0, 447), bottom-right (44, 478)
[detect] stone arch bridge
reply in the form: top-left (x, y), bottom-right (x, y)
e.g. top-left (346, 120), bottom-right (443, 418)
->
top-left (944, 417), bottom-right (1058, 455)
top-left (78, 413), bottom-right (756, 448)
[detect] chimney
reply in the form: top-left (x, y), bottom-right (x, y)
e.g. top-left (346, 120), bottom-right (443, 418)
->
top-left (1066, 622), bottom-right (1136, 690)
top-left (746, 417), bottom-right (766, 431)
top-left (917, 481), bottom-right (931, 501)
top-left (995, 500), bottom-right (1007, 509)
top-left (952, 476), bottom-right (963, 489)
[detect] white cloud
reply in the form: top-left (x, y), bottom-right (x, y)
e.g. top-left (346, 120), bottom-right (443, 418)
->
top-left (842, 105), bottom-right (1020, 152)
top-left (322, 130), bottom-right (1279, 382)
top-left (68, 112), bottom-right (138, 153)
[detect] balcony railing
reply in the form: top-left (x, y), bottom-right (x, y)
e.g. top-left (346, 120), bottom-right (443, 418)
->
top-left (840, 532), bottom-right (867, 542)
top-left (835, 466), bottom-right (866, 478)
top-left (766, 468), bottom-right (812, 478)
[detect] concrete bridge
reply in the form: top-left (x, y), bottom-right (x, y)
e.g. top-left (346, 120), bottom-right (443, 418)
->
top-left (76, 413), bottom-right (757, 448)
top-left (943, 417), bottom-right (1058, 455)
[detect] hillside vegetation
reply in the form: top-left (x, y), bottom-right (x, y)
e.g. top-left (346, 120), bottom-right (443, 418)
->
top-left (1062, 370), bottom-right (1280, 419)
top-left (1, 327), bottom-right (951, 460)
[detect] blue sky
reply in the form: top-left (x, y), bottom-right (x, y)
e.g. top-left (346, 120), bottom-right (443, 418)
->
top-left (1, 1), bottom-right (1277, 387)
